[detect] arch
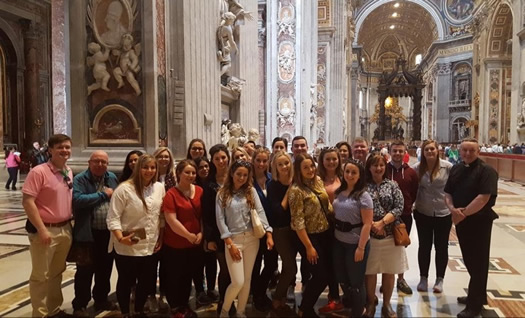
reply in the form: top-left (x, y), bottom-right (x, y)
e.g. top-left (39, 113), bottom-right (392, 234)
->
top-left (0, 17), bottom-right (23, 65)
top-left (354, 0), bottom-right (446, 45)
top-left (486, 2), bottom-right (513, 57)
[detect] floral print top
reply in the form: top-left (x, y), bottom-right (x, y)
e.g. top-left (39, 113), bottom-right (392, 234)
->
top-left (289, 177), bottom-right (334, 234)
top-left (366, 178), bottom-right (404, 239)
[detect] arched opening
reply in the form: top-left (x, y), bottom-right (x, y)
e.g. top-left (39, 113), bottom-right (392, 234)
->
top-left (0, 27), bottom-right (20, 156)
top-left (451, 116), bottom-right (468, 142)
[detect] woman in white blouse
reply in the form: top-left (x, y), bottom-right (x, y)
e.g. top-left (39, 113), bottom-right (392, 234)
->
top-left (107, 154), bottom-right (165, 317)
top-left (216, 160), bottom-right (273, 318)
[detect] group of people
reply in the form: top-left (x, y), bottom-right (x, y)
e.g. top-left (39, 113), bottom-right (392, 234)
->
top-left (480, 143), bottom-right (525, 155)
top-left (22, 133), bottom-right (498, 318)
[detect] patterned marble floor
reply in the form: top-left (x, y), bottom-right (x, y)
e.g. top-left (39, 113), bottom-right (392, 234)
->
top-left (0, 176), bottom-right (524, 317)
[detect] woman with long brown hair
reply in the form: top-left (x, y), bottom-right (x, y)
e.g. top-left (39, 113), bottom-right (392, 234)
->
top-left (216, 160), bottom-right (273, 318)
top-left (107, 155), bottom-right (165, 317)
top-left (412, 140), bottom-right (453, 293)
top-left (289, 154), bottom-right (334, 317)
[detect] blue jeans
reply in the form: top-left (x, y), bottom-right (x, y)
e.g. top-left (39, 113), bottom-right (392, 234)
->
top-left (333, 239), bottom-right (370, 315)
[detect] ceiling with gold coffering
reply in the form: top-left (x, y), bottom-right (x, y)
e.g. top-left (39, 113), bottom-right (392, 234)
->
top-left (358, 1), bottom-right (438, 73)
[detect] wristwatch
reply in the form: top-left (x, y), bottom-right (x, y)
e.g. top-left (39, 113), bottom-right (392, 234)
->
top-left (227, 244), bottom-right (233, 249)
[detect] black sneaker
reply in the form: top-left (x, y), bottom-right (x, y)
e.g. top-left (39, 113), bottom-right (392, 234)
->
top-left (396, 279), bottom-right (413, 295)
top-left (72, 308), bottom-right (89, 317)
top-left (254, 295), bottom-right (272, 312)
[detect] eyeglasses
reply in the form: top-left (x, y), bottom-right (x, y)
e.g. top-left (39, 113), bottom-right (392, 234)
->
top-left (89, 159), bottom-right (108, 165)
top-left (63, 175), bottom-right (73, 189)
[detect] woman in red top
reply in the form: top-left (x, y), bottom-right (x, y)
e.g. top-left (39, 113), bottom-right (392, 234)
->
top-left (162, 159), bottom-right (204, 315)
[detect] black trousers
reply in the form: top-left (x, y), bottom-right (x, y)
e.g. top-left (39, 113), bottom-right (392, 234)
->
top-left (115, 254), bottom-right (157, 314)
top-left (204, 251), bottom-right (218, 291)
top-left (297, 230), bottom-right (332, 312)
top-left (72, 230), bottom-right (114, 310)
top-left (456, 212), bottom-right (494, 312)
top-left (400, 214), bottom-right (413, 235)
top-left (414, 212), bottom-right (452, 278)
top-left (6, 167), bottom-right (18, 189)
top-left (163, 246), bottom-right (203, 308)
top-left (251, 235), bottom-right (278, 300)
top-left (216, 250), bottom-right (231, 302)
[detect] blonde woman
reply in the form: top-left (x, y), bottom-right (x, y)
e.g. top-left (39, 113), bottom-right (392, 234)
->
top-left (267, 151), bottom-right (297, 316)
top-left (107, 155), bottom-right (165, 317)
top-left (216, 160), bottom-right (273, 318)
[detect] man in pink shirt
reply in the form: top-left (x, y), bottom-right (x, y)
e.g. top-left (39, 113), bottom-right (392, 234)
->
top-left (22, 134), bottom-right (73, 318)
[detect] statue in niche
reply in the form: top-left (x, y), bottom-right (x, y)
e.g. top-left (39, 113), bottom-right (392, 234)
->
top-left (113, 33), bottom-right (142, 96)
top-left (86, 42), bottom-right (111, 95)
top-left (100, 0), bottom-right (128, 48)
top-left (217, 45), bottom-right (232, 81)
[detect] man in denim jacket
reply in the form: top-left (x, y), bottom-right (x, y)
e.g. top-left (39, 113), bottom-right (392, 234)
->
top-left (71, 150), bottom-right (118, 316)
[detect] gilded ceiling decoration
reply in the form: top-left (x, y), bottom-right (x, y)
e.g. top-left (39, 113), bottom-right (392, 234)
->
top-left (358, 1), bottom-right (438, 72)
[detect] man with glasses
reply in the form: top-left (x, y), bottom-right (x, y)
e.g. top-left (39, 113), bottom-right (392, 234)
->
top-left (71, 151), bottom-right (118, 316)
top-left (444, 138), bottom-right (498, 318)
top-left (22, 134), bottom-right (74, 317)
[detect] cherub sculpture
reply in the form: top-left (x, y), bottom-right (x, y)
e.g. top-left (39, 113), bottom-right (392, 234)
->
top-left (113, 33), bottom-right (142, 96)
top-left (86, 42), bottom-right (110, 95)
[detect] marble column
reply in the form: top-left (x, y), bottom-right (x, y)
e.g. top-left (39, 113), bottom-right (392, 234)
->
top-left (349, 63), bottom-right (359, 139)
top-left (51, 0), bottom-right (69, 135)
top-left (21, 20), bottom-right (41, 150)
top-left (512, 0), bottom-right (525, 143)
top-left (434, 63), bottom-right (452, 142)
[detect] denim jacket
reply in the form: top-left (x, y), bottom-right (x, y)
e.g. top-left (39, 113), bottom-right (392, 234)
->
top-left (72, 169), bottom-right (118, 242)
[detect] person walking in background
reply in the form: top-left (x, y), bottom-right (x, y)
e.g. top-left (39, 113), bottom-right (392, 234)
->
top-left (412, 140), bottom-right (453, 294)
top-left (71, 151), bottom-right (119, 316)
top-left (22, 134), bottom-right (74, 317)
top-left (5, 146), bottom-right (21, 190)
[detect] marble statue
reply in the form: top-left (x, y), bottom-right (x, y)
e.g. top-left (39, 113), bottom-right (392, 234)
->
top-left (113, 33), bottom-right (142, 96)
top-left (218, 12), bottom-right (238, 54)
top-left (227, 122), bottom-right (246, 150)
top-left (86, 42), bottom-right (110, 95)
top-left (247, 129), bottom-right (260, 142)
top-left (518, 100), bottom-right (525, 129)
top-left (221, 0), bottom-right (254, 25)
top-left (221, 119), bottom-right (231, 145)
top-left (217, 45), bottom-right (232, 78)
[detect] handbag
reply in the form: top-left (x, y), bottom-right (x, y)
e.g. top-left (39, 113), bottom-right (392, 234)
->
top-left (393, 220), bottom-right (411, 247)
top-left (250, 208), bottom-right (266, 239)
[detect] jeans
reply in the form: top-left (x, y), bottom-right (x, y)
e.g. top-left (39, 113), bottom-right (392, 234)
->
top-left (414, 212), bottom-right (452, 278)
top-left (6, 167), bottom-right (18, 189)
top-left (333, 239), bottom-right (370, 315)
top-left (223, 232), bottom-right (260, 314)
top-left (163, 246), bottom-right (203, 308)
top-left (72, 230), bottom-right (114, 310)
top-left (297, 230), bottom-right (331, 312)
top-left (272, 227), bottom-right (298, 301)
top-left (251, 235), bottom-right (278, 300)
top-left (114, 254), bottom-right (157, 314)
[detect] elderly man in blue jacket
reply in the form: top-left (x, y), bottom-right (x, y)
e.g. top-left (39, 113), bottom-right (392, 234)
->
top-left (71, 150), bottom-right (119, 316)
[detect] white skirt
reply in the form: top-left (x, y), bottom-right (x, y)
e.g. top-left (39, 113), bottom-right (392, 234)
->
top-left (365, 236), bottom-right (409, 275)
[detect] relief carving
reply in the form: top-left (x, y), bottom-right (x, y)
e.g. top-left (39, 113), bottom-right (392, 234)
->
top-left (89, 104), bottom-right (141, 144)
top-left (278, 42), bottom-right (296, 82)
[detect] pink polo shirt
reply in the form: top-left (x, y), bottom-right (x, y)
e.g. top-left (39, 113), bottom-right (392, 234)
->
top-left (22, 162), bottom-right (73, 223)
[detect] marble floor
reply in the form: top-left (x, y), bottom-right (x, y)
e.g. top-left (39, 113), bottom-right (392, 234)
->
top-left (1, 174), bottom-right (525, 317)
